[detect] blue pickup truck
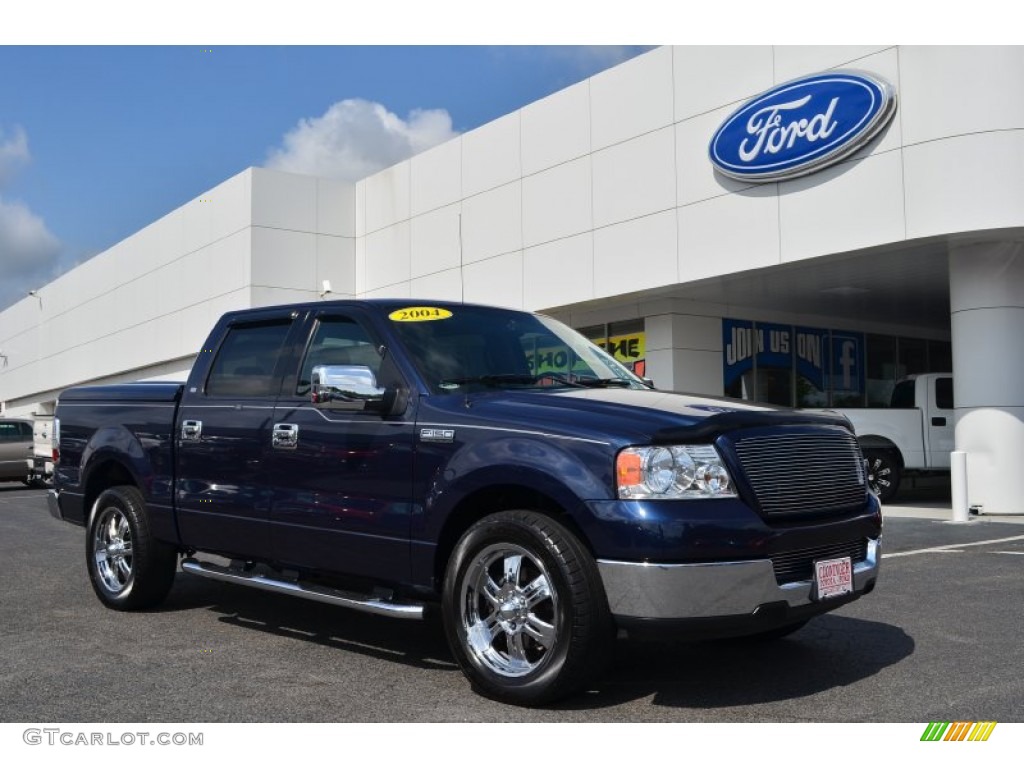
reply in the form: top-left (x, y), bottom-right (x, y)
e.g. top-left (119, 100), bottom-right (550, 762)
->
top-left (49, 300), bottom-right (880, 704)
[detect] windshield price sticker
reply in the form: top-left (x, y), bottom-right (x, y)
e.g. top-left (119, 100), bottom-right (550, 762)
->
top-left (388, 307), bottom-right (453, 322)
top-left (814, 556), bottom-right (853, 600)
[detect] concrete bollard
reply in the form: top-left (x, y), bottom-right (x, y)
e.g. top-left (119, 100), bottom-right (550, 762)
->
top-left (951, 450), bottom-right (970, 523)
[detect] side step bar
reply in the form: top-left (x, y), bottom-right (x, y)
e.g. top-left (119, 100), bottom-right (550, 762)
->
top-left (181, 558), bottom-right (425, 620)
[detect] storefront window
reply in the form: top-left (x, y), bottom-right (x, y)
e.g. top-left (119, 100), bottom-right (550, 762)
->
top-left (576, 320), bottom-right (646, 377)
top-left (795, 327), bottom-right (829, 407)
top-left (898, 337), bottom-right (928, 379)
top-left (755, 322), bottom-right (793, 406)
top-left (866, 334), bottom-right (897, 407)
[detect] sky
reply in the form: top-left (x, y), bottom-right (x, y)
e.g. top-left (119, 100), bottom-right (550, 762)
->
top-left (0, 1), bottom-right (1007, 313)
top-left (0, 43), bottom-right (654, 312)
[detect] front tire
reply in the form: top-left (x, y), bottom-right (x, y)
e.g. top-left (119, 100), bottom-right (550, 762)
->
top-left (86, 485), bottom-right (178, 610)
top-left (442, 510), bottom-right (612, 706)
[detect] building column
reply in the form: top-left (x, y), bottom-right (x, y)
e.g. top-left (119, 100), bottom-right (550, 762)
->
top-left (949, 240), bottom-right (1024, 514)
top-left (644, 312), bottom-right (723, 394)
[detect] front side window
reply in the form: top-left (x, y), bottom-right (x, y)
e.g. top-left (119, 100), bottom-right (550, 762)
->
top-left (206, 321), bottom-right (292, 398)
top-left (296, 317), bottom-right (381, 396)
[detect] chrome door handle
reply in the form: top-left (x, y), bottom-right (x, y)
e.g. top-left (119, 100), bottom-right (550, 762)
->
top-left (181, 420), bottom-right (202, 441)
top-left (272, 423), bottom-right (299, 450)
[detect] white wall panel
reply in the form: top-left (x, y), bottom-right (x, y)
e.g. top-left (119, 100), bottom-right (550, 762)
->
top-left (522, 157), bottom-right (591, 248)
top-left (317, 177), bottom-right (356, 237)
top-left (409, 269), bottom-right (463, 303)
top-left (462, 182), bottom-right (522, 263)
top-left (154, 257), bottom-right (186, 318)
top-left (673, 349), bottom-right (726, 395)
top-left (900, 46), bottom-right (1024, 146)
top-left (250, 167), bottom-right (317, 232)
top-left (209, 169), bottom-right (252, 243)
top-left (464, 251), bottom-right (523, 310)
top-left (363, 222), bottom-right (411, 291)
top-left (316, 235), bottom-right (356, 297)
top-left (591, 46), bottom-right (673, 151)
top-left (523, 233), bottom-right (594, 310)
top-left (182, 195), bottom-right (214, 258)
top-left (593, 210), bottom-right (677, 298)
top-left (521, 80), bottom-right (591, 176)
top-left (250, 227), bottom-right (317, 291)
top-left (462, 112), bottom-right (521, 198)
top-left (773, 46), bottom-right (891, 84)
top-left (673, 46), bottom-right (773, 121)
top-left (905, 132), bottom-right (1024, 239)
top-left (411, 137), bottom-right (462, 216)
top-left (675, 107), bottom-right (758, 207)
top-left (593, 127), bottom-right (676, 228)
top-left (364, 160), bottom-right (411, 233)
top-left (411, 203), bottom-right (461, 278)
top-left (361, 283), bottom-right (411, 300)
top-left (779, 151), bottom-right (905, 262)
top-left (249, 287), bottom-right (316, 308)
top-left (678, 186), bottom-right (780, 281)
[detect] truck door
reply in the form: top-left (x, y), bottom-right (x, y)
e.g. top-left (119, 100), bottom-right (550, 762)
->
top-left (926, 376), bottom-right (955, 468)
top-left (175, 310), bottom-right (297, 558)
top-left (266, 311), bottom-right (416, 583)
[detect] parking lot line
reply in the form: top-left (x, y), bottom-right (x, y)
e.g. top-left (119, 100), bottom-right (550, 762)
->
top-left (884, 534), bottom-right (1024, 559)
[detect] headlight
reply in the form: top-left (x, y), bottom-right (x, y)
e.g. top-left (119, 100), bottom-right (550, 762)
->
top-left (616, 444), bottom-right (737, 499)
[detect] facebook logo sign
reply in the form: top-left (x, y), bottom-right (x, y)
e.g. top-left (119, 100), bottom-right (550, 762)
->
top-left (830, 332), bottom-right (864, 397)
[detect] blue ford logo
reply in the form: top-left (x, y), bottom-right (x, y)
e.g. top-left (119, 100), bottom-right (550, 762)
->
top-left (709, 70), bottom-right (897, 182)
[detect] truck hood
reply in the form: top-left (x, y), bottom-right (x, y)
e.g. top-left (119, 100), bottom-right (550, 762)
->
top-left (445, 387), bottom-right (853, 446)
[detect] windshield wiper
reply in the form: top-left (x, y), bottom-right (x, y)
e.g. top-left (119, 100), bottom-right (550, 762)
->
top-left (439, 373), bottom-right (587, 389)
top-left (573, 376), bottom-right (634, 388)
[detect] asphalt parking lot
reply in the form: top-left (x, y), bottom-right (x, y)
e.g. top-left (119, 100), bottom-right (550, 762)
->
top-left (1, 483), bottom-right (1022, 722)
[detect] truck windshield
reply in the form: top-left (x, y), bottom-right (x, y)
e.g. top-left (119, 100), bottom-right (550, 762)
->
top-left (386, 305), bottom-right (649, 394)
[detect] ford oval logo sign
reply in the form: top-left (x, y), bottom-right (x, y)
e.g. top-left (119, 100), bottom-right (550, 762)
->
top-left (709, 70), bottom-right (897, 182)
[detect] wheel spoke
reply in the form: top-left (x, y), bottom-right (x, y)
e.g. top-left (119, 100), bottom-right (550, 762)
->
top-left (106, 515), bottom-right (119, 541)
top-left (506, 632), bottom-right (529, 663)
top-left (115, 557), bottom-right (131, 581)
top-left (523, 615), bottom-right (556, 649)
top-left (117, 516), bottom-right (129, 541)
top-left (521, 574), bottom-right (551, 608)
top-left (482, 577), bottom-right (502, 608)
top-left (502, 555), bottom-right (522, 588)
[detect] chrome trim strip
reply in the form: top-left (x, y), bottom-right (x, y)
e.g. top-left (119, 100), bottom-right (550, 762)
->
top-left (597, 537), bottom-right (880, 620)
top-left (47, 489), bottom-right (62, 521)
top-left (417, 422), bottom-right (610, 446)
top-left (181, 559), bottom-right (424, 619)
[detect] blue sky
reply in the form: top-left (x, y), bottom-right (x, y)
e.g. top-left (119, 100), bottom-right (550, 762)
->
top-left (0, 44), bottom-right (652, 310)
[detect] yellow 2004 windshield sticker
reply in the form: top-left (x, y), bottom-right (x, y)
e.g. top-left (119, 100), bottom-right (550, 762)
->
top-left (388, 306), bottom-right (453, 322)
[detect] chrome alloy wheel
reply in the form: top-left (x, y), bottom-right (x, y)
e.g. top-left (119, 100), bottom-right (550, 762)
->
top-left (460, 543), bottom-right (559, 678)
top-left (92, 506), bottom-right (134, 594)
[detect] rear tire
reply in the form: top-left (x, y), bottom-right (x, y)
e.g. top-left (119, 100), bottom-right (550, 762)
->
top-left (864, 450), bottom-right (901, 503)
top-left (86, 485), bottom-right (177, 610)
top-left (442, 510), bottom-right (613, 706)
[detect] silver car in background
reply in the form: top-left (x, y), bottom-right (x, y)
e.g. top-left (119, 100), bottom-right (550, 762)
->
top-left (0, 418), bottom-right (34, 485)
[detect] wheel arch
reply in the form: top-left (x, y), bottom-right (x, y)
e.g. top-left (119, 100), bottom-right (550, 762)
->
top-left (858, 435), bottom-right (905, 468)
top-left (432, 482), bottom-right (595, 592)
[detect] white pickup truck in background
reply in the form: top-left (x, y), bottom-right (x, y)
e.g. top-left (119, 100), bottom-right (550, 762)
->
top-left (827, 373), bottom-right (954, 502)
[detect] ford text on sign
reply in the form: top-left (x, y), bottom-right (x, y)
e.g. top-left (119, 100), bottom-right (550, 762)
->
top-left (709, 70), bottom-right (897, 182)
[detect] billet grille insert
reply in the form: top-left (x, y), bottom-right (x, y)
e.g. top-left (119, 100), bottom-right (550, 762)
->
top-left (732, 429), bottom-right (866, 516)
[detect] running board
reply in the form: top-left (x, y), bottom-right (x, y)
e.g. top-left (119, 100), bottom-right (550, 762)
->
top-left (181, 558), bottom-right (425, 620)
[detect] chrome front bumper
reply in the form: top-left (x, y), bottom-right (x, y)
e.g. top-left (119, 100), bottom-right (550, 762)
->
top-left (597, 538), bottom-right (880, 620)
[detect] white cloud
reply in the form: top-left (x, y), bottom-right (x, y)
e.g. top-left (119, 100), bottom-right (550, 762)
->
top-left (265, 99), bottom-right (458, 182)
top-left (0, 126), bottom-right (30, 186)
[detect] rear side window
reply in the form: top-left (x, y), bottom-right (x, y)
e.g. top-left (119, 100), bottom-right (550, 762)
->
top-left (206, 321), bottom-right (292, 397)
top-left (0, 422), bottom-right (30, 442)
top-left (890, 380), bottom-right (916, 408)
top-left (935, 377), bottom-right (954, 410)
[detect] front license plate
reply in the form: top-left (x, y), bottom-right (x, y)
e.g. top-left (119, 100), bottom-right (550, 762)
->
top-left (814, 556), bottom-right (853, 600)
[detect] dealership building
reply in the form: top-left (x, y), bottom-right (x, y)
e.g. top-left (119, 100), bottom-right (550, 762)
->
top-left (2, 45), bottom-right (1023, 513)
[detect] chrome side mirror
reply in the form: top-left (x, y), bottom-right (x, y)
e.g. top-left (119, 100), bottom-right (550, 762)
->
top-left (311, 365), bottom-right (386, 410)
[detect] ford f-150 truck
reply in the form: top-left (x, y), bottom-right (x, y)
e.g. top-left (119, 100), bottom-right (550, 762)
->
top-left (828, 373), bottom-right (954, 502)
top-left (49, 300), bottom-right (881, 704)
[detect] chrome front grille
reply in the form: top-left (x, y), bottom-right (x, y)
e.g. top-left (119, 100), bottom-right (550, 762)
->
top-left (771, 539), bottom-right (869, 585)
top-left (731, 427), bottom-right (866, 517)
